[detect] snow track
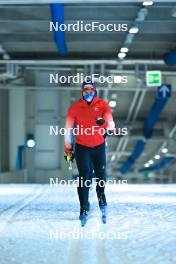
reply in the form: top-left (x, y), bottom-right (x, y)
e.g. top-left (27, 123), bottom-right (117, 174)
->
top-left (0, 184), bottom-right (176, 264)
top-left (0, 186), bottom-right (45, 234)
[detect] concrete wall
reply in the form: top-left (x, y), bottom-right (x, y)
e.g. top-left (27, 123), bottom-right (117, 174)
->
top-left (0, 90), bottom-right (9, 172)
top-left (9, 89), bottom-right (25, 171)
top-left (24, 70), bottom-right (72, 182)
top-left (0, 169), bottom-right (27, 183)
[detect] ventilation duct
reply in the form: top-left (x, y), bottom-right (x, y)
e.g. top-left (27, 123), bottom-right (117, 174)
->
top-left (119, 96), bottom-right (169, 174)
top-left (164, 49), bottom-right (176, 65)
top-left (50, 4), bottom-right (67, 55)
top-left (119, 140), bottom-right (145, 174)
top-left (143, 97), bottom-right (168, 138)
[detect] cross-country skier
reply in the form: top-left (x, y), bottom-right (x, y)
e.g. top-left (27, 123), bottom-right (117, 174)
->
top-left (64, 78), bottom-right (115, 226)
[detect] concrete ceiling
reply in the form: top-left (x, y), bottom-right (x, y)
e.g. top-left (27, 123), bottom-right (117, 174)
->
top-left (0, 2), bottom-right (176, 59)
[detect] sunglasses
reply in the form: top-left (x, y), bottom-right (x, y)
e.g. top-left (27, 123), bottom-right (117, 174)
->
top-left (82, 86), bottom-right (95, 92)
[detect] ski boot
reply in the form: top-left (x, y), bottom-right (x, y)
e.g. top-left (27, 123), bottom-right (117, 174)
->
top-left (98, 193), bottom-right (107, 224)
top-left (100, 205), bottom-right (107, 224)
top-left (86, 201), bottom-right (90, 213)
top-left (79, 208), bottom-right (88, 227)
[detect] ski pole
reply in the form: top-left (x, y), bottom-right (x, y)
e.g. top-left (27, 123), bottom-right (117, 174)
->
top-left (64, 152), bottom-right (74, 171)
top-left (67, 154), bottom-right (73, 171)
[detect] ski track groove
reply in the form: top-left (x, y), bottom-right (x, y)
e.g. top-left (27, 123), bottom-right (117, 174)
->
top-left (95, 219), bottom-right (109, 264)
top-left (0, 187), bottom-right (38, 215)
top-left (0, 186), bottom-right (46, 235)
top-left (40, 187), bottom-right (83, 264)
top-left (67, 190), bottom-right (98, 264)
top-left (1, 184), bottom-right (176, 264)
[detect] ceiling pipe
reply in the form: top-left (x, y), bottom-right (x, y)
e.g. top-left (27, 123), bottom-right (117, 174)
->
top-left (1, 0), bottom-right (175, 4)
top-left (164, 49), bottom-right (176, 66)
top-left (50, 4), bottom-right (68, 55)
top-left (0, 59), bottom-right (165, 66)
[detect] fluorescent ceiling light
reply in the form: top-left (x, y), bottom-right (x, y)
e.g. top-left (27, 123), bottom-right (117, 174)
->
top-left (111, 93), bottom-right (118, 100)
top-left (154, 154), bottom-right (160, 160)
top-left (118, 52), bottom-right (126, 59)
top-left (162, 148), bottom-right (168, 154)
top-left (148, 160), bottom-right (154, 165)
top-left (143, 1), bottom-right (154, 6)
top-left (144, 163), bottom-right (149, 168)
top-left (27, 139), bottom-right (36, 148)
top-left (109, 100), bottom-right (117, 108)
top-left (3, 54), bottom-right (10, 60)
top-left (111, 155), bottom-right (116, 161)
top-left (120, 47), bottom-right (128, 53)
top-left (129, 26), bottom-right (139, 34)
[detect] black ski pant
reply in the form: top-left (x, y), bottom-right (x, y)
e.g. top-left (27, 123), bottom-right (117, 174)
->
top-left (75, 142), bottom-right (107, 210)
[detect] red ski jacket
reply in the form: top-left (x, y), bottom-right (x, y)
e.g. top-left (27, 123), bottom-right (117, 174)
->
top-left (65, 97), bottom-right (115, 147)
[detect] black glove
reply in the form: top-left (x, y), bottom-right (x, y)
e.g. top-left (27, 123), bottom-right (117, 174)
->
top-left (103, 129), bottom-right (113, 138)
top-left (96, 117), bottom-right (105, 125)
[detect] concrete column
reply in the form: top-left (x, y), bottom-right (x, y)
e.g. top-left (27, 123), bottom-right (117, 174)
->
top-left (34, 71), bottom-right (60, 169)
top-left (9, 89), bottom-right (25, 171)
top-left (25, 70), bottom-right (72, 182)
top-left (35, 89), bottom-right (60, 169)
top-left (59, 90), bottom-right (72, 180)
top-left (0, 90), bottom-right (9, 171)
top-left (25, 89), bottom-right (35, 182)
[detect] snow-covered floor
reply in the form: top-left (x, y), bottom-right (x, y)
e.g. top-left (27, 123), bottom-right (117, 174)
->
top-left (0, 184), bottom-right (176, 264)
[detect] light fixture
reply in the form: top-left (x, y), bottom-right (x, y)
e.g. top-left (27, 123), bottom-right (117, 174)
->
top-left (129, 26), bottom-right (139, 34)
top-left (154, 154), bottom-right (160, 160)
top-left (162, 148), bottom-right (168, 154)
top-left (111, 93), bottom-right (118, 100)
top-left (120, 47), bottom-right (129, 53)
top-left (111, 155), bottom-right (116, 161)
top-left (109, 100), bottom-right (117, 108)
top-left (26, 134), bottom-right (36, 148)
top-left (27, 139), bottom-right (35, 148)
top-left (143, 1), bottom-right (154, 6)
top-left (118, 52), bottom-right (126, 59)
top-left (3, 53), bottom-right (10, 60)
top-left (148, 160), bottom-right (154, 165)
top-left (144, 163), bottom-right (149, 168)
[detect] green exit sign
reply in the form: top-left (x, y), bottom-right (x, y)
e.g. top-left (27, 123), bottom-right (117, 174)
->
top-left (146, 71), bottom-right (162, 87)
